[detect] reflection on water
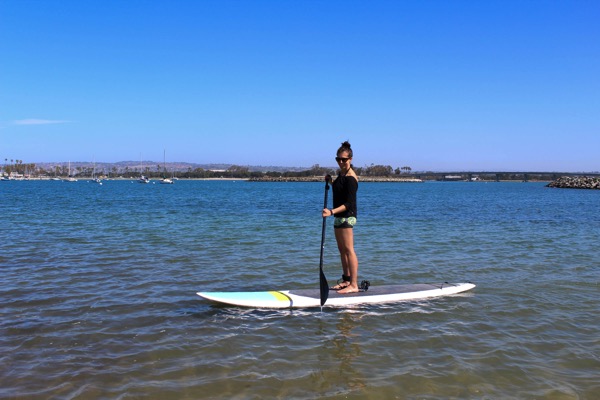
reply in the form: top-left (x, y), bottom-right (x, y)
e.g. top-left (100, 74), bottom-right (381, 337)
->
top-left (331, 312), bottom-right (366, 393)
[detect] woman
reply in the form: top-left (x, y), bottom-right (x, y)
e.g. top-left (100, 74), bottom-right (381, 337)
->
top-left (322, 141), bottom-right (359, 294)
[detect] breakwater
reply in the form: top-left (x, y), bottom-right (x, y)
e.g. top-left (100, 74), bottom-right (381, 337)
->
top-left (547, 176), bottom-right (600, 189)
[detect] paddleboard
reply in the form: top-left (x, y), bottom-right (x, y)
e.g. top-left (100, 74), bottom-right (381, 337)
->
top-left (197, 282), bottom-right (475, 308)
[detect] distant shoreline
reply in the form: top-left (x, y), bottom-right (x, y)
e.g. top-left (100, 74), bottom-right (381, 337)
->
top-left (8, 175), bottom-right (600, 185)
top-left (4, 160), bottom-right (599, 183)
top-left (0, 176), bottom-right (557, 183)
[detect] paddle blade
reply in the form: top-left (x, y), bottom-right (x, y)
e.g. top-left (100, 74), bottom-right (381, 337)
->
top-left (319, 268), bottom-right (329, 306)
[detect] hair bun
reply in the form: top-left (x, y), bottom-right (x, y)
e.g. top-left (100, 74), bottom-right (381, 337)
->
top-left (341, 140), bottom-right (351, 149)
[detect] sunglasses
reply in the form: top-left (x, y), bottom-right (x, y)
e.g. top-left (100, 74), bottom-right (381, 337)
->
top-left (335, 157), bottom-right (351, 162)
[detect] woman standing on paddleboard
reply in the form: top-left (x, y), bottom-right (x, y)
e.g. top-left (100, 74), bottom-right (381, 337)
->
top-left (322, 141), bottom-right (359, 294)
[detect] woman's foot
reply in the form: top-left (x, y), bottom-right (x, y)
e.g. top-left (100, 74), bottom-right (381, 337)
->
top-left (337, 285), bottom-right (359, 294)
top-left (330, 281), bottom-right (351, 290)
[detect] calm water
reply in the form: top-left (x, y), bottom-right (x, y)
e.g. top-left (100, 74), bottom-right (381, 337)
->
top-left (1, 180), bottom-right (598, 399)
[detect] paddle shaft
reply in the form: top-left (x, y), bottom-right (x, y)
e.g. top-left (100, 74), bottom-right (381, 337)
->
top-left (318, 178), bottom-right (331, 306)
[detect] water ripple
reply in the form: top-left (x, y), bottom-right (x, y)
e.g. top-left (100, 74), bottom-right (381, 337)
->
top-left (1, 181), bottom-right (599, 399)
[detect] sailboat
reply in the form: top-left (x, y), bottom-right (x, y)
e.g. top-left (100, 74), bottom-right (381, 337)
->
top-left (138, 154), bottom-right (150, 183)
top-left (64, 161), bottom-right (77, 182)
top-left (160, 150), bottom-right (174, 184)
top-left (91, 158), bottom-right (102, 185)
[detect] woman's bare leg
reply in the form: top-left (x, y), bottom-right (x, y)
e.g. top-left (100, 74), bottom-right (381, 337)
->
top-left (335, 228), bottom-right (359, 294)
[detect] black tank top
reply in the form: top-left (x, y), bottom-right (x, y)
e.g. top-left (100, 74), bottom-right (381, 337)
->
top-left (332, 174), bottom-right (358, 218)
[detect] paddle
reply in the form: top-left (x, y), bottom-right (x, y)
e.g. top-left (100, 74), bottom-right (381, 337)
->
top-left (319, 175), bottom-right (332, 306)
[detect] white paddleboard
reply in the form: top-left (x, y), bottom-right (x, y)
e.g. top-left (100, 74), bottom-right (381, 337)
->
top-left (197, 282), bottom-right (475, 308)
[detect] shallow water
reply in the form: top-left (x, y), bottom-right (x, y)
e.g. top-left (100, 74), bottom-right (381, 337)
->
top-left (1, 180), bottom-right (598, 399)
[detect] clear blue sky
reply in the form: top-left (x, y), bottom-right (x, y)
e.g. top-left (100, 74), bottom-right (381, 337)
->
top-left (1, 0), bottom-right (598, 172)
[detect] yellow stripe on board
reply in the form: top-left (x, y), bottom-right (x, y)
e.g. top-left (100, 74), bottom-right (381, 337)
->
top-left (268, 291), bottom-right (290, 302)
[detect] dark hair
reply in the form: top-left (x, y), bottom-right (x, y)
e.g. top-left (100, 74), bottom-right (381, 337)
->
top-left (337, 141), bottom-right (353, 158)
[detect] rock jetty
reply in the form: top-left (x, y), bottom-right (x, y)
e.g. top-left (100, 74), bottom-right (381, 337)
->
top-left (546, 176), bottom-right (600, 189)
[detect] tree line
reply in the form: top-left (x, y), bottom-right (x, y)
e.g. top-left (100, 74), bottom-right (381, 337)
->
top-left (1, 161), bottom-right (413, 179)
top-left (2, 159), bottom-right (37, 176)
